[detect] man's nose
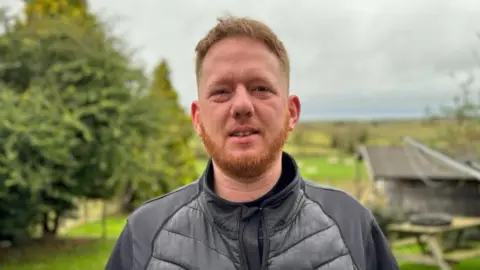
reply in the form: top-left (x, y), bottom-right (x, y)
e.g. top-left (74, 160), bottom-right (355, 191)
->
top-left (230, 86), bottom-right (254, 120)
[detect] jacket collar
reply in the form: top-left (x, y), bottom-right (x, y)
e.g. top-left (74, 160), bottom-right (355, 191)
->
top-left (198, 152), bottom-right (305, 235)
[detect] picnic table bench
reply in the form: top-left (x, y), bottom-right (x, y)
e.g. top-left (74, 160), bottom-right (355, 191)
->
top-left (388, 216), bottom-right (480, 270)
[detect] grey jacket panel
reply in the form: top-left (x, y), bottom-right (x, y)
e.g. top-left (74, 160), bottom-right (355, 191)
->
top-left (267, 198), bottom-right (354, 270)
top-left (127, 182), bottom-right (200, 269)
top-left (148, 199), bottom-right (240, 269)
top-left (304, 180), bottom-right (399, 270)
top-left (314, 254), bottom-right (354, 270)
top-left (147, 258), bottom-right (186, 270)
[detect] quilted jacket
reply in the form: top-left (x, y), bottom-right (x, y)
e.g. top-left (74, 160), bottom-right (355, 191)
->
top-left (106, 152), bottom-right (400, 270)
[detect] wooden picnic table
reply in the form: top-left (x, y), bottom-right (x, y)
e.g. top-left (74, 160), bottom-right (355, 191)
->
top-left (388, 216), bottom-right (480, 270)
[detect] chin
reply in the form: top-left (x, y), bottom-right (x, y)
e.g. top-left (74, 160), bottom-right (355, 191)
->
top-left (228, 147), bottom-right (262, 159)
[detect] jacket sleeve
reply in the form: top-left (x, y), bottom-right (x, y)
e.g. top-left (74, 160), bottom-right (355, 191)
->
top-left (365, 219), bottom-right (401, 270)
top-left (105, 221), bottom-right (134, 270)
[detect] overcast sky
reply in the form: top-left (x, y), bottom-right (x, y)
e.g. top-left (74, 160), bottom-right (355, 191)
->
top-left (3, 0), bottom-right (480, 120)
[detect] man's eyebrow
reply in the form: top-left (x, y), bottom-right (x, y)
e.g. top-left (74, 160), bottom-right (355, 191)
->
top-left (207, 73), bottom-right (235, 86)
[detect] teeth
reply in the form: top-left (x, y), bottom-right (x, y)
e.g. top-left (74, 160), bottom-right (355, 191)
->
top-left (232, 131), bottom-right (254, 137)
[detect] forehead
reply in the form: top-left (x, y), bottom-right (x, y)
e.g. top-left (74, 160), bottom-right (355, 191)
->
top-left (200, 37), bottom-right (283, 86)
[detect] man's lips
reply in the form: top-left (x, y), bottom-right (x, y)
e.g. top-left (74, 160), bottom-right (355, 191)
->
top-left (228, 127), bottom-right (260, 137)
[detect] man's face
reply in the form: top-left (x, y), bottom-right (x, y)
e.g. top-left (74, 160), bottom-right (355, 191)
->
top-left (191, 36), bottom-right (300, 179)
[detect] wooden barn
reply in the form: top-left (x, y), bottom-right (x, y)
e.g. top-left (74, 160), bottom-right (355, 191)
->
top-left (357, 137), bottom-right (480, 217)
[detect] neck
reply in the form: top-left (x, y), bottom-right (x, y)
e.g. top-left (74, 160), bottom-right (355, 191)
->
top-left (212, 154), bottom-right (283, 203)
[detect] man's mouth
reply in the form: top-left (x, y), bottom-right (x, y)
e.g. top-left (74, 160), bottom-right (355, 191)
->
top-left (229, 130), bottom-right (260, 137)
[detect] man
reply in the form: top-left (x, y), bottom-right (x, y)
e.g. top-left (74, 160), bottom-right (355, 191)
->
top-left (106, 16), bottom-right (400, 270)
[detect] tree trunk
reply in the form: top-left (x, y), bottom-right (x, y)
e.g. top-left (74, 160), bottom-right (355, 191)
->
top-left (121, 180), bottom-right (136, 213)
top-left (42, 211), bottom-right (60, 238)
top-left (101, 201), bottom-right (107, 240)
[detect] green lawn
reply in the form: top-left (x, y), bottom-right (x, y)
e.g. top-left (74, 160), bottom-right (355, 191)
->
top-left (394, 243), bottom-right (480, 270)
top-left (62, 215), bottom-right (126, 239)
top-left (2, 238), bottom-right (116, 270)
top-left (2, 214), bottom-right (480, 269)
top-left (1, 216), bottom-right (126, 270)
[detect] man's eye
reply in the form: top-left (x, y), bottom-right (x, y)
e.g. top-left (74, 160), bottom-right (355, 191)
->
top-left (213, 89), bottom-right (229, 95)
top-left (253, 86), bottom-right (269, 92)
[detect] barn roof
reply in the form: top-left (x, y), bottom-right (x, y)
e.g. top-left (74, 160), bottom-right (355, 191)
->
top-left (357, 142), bottom-right (478, 181)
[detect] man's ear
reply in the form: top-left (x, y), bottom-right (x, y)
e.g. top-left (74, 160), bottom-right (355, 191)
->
top-left (191, 100), bottom-right (202, 136)
top-left (287, 95), bottom-right (301, 131)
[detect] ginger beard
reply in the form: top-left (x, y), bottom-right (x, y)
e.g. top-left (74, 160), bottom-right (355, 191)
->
top-left (200, 113), bottom-right (291, 180)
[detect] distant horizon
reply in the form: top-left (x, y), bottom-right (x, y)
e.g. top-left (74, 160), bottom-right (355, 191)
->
top-left (178, 104), bottom-right (449, 122)
top-left (299, 112), bottom-right (426, 121)
top-left (297, 112), bottom-right (443, 122)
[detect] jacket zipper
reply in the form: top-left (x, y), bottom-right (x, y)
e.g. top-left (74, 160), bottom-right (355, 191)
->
top-left (260, 208), bottom-right (269, 270)
top-left (239, 221), bottom-right (249, 269)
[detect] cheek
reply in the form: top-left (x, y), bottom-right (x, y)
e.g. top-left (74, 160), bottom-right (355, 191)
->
top-left (201, 114), bottom-right (225, 136)
top-left (261, 113), bottom-right (284, 132)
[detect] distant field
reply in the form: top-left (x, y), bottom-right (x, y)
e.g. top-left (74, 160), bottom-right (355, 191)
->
top-left (293, 118), bottom-right (449, 147)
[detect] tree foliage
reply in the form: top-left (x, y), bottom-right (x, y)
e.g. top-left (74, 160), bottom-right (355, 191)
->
top-left (122, 60), bottom-right (198, 211)
top-left (149, 60), bottom-right (198, 186)
top-left (23, 0), bottom-right (90, 22)
top-left (329, 128), bottom-right (369, 155)
top-left (0, 0), bottom-right (195, 243)
top-left (430, 73), bottom-right (480, 157)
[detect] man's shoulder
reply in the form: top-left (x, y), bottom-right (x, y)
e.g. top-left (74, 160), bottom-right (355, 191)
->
top-left (127, 180), bottom-right (200, 232)
top-left (303, 179), bottom-right (374, 226)
top-left (106, 182), bottom-right (201, 270)
top-left (303, 179), bottom-right (379, 269)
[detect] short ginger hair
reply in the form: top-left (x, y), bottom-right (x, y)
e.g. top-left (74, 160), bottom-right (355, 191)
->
top-left (194, 15), bottom-right (290, 86)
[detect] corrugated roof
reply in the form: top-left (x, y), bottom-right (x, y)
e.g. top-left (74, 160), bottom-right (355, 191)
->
top-left (358, 144), bottom-right (474, 180)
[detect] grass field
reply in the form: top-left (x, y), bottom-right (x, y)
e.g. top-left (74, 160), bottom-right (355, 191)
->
top-left (3, 214), bottom-right (479, 270)
top-left (296, 118), bottom-right (448, 144)
top-left (2, 238), bottom-right (116, 270)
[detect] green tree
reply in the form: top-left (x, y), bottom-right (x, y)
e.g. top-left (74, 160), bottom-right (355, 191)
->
top-left (22, 0), bottom-right (90, 23)
top-left (0, 4), bottom-right (172, 242)
top-left (431, 73), bottom-right (480, 156)
top-left (122, 60), bottom-right (198, 211)
top-left (329, 127), bottom-right (368, 155)
top-left (149, 60), bottom-right (197, 186)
